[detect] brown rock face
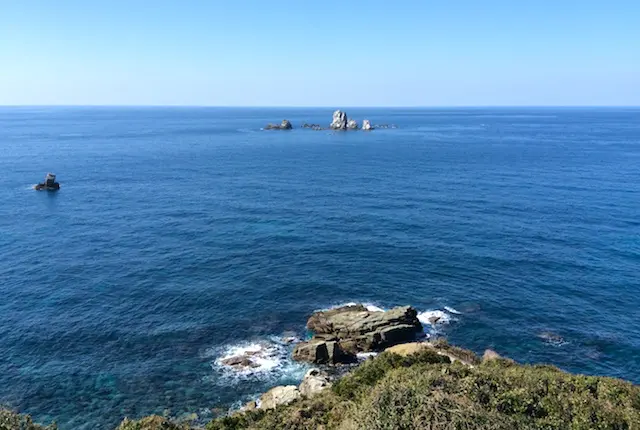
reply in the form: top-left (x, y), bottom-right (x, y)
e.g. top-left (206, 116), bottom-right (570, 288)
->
top-left (293, 305), bottom-right (423, 365)
top-left (292, 340), bottom-right (356, 364)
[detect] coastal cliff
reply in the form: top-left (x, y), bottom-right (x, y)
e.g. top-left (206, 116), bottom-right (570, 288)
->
top-left (120, 344), bottom-right (640, 430)
top-left (4, 306), bottom-right (640, 430)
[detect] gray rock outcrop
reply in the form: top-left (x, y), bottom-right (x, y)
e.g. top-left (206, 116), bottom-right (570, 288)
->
top-left (330, 110), bottom-right (348, 130)
top-left (259, 385), bottom-right (301, 409)
top-left (347, 119), bottom-right (359, 129)
top-left (362, 120), bottom-right (372, 130)
top-left (292, 339), bottom-right (356, 364)
top-left (293, 304), bottom-right (423, 364)
top-left (298, 369), bottom-right (331, 397)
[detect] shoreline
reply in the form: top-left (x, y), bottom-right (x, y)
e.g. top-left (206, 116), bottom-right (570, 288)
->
top-left (5, 304), bottom-right (639, 430)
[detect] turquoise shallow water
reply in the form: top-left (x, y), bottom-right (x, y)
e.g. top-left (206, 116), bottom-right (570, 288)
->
top-left (1, 107), bottom-right (639, 429)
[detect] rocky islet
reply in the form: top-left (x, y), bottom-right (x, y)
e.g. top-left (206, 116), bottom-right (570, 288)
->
top-left (265, 110), bottom-right (388, 131)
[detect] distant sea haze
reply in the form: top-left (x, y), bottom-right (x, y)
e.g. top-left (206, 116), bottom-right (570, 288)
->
top-left (1, 107), bottom-right (639, 429)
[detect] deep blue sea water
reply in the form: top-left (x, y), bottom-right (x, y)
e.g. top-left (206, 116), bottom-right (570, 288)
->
top-left (1, 107), bottom-right (639, 429)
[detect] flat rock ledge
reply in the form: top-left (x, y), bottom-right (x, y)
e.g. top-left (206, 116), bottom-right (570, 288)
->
top-left (265, 119), bottom-right (293, 130)
top-left (293, 304), bottom-right (423, 365)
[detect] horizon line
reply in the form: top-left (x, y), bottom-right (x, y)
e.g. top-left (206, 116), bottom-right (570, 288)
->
top-left (1, 104), bottom-right (639, 109)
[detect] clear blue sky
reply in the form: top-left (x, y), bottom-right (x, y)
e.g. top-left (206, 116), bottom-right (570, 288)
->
top-left (1, 0), bottom-right (638, 106)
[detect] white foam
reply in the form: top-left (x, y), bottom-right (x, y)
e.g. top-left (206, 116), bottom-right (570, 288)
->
top-left (444, 306), bottom-right (462, 315)
top-left (320, 302), bottom-right (386, 312)
top-left (212, 336), bottom-right (307, 381)
top-left (418, 310), bottom-right (452, 326)
top-left (357, 352), bottom-right (379, 360)
top-left (216, 342), bottom-right (282, 373)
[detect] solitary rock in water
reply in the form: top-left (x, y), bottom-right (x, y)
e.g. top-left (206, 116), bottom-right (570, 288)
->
top-left (265, 119), bottom-right (293, 130)
top-left (362, 120), bottom-right (373, 130)
top-left (35, 173), bottom-right (60, 191)
top-left (347, 119), bottom-right (359, 129)
top-left (293, 304), bottom-right (423, 364)
top-left (330, 110), bottom-right (348, 130)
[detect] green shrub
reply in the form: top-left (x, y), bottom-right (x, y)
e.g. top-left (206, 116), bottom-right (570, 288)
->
top-left (431, 338), bottom-right (482, 365)
top-left (0, 408), bottom-right (57, 430)
top-left (116, 416), bottom-right (188, 430)
top-left (333, 349), bottom-right (450, 399)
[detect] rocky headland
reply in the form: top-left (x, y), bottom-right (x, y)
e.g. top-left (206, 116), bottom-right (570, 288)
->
top-left (6, 303), bottom-right (640, 430)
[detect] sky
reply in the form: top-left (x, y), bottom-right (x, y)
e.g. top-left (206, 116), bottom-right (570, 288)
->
top-left (0, 0), bottom-right (638, 106)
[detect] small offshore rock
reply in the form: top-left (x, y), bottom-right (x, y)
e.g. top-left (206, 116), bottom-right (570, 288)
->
top-left (362, 120), bottom-right (373, 130)
top-left (265, 119), bottom-right (293, 130)
top-left (330, 110), bottom-right (348, 130)
top-left (259, 385), bottom-right (301, 409)
top-left (220, 356), bottom-right (260, 369)
top-left (347, 119), bottom-right (359, 129)
top-left (428, 316), bottom-right (441, 325)
top-left (299, 368), bottom-right (332, 397)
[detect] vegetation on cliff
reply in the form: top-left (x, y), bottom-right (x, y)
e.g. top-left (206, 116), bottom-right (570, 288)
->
top-left (204, 347), bottom-right (640, 429)
top-left (5, 342), bottom-right (640, 429)
top-left (0, 408), bottom-right (57, 430)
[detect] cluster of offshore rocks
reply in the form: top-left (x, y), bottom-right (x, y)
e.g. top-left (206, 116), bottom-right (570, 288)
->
top-left (264, 110), bottom-right (396, 131)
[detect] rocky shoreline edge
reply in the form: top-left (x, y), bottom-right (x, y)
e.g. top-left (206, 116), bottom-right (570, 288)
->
top-left (222, 304), bottom-right (480, 414)
top-left (4, 303), bottom-right (640, 429)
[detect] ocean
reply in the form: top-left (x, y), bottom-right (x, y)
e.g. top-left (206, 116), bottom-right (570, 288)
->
top-left (0, 107), bottom-right (639, 429)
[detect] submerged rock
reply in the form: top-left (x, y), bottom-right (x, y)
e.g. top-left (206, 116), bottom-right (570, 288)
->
top-left (220, 356), bottom-right (260, 369)
top-left (330, 110), bottom-right (348, 130)
top-left (259, 385), bottom-right (301, 409)
top-left (293, 304), bottom-right (423, 364)
top-left (362, 120), bottom-right (372, 130)
top-left (347, 119), bottom-right (359, 129)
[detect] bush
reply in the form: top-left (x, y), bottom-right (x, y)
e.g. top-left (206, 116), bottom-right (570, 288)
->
top-left (0, 408), bottom-right (57, 430)
top-left (431, 338), bottom-right (482, 365)
top-left (116, 416), bottom-right (188, 430)
top-left (333, 349), bottom-right (450, 399)
top-left (122, 345), bottom-right (640, 430)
